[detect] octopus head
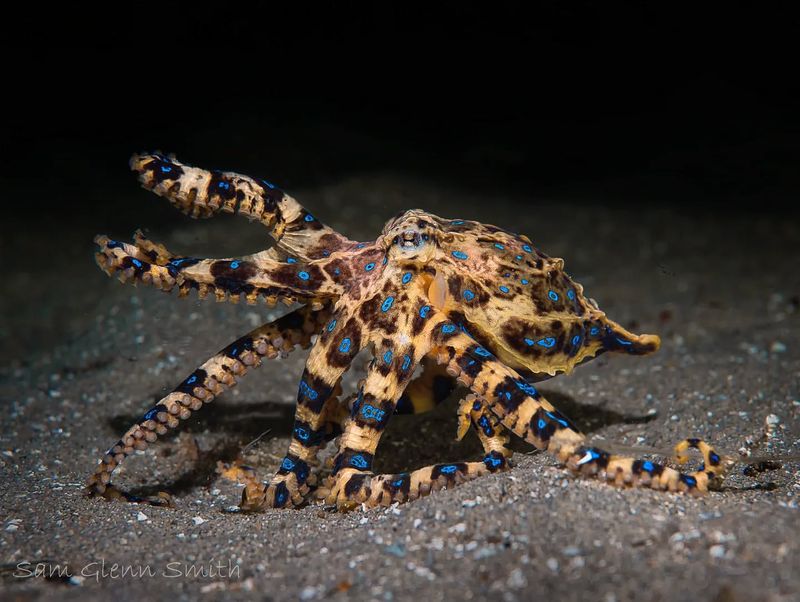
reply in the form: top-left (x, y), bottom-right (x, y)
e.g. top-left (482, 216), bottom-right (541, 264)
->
top-left (381, 209), bottom-right (444, 262)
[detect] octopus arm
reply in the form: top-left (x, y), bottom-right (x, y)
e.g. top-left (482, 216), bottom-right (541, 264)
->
top-left (94, 232), bottom-right (343, 307)
top-left (428, 314), bottom-right (725, 495)
top-left (130, 152), bottom-right (352, 260)
top-left (85, 303), bottom-right (333, 504)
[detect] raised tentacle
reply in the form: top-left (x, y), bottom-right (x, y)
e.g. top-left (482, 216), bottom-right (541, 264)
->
top-left (85, 304), bottom-right (331, 503)
top-left (130, 153), bottom-right (353, 260)
top-left (94, 232), bottom-right (343, 308)
top-left (428, 317), bottom-right (729, 495)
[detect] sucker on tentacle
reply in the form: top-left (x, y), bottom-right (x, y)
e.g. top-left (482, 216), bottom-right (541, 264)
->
top-left (87, 152), bottom-right (746, 512)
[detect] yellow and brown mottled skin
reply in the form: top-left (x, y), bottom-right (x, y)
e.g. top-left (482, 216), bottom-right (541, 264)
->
top-left (86, 152), bottom-right (731, 511)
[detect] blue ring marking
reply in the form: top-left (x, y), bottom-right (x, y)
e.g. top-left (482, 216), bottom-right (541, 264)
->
top-left (355, 243), bottom-right (366, 249)
top-left (131, 258), bottom-right (143, 268)
top-left (230, 260), bottom-right (240, 269)
top-left (295, 463), bottom-right (309, 483)
top-left (391, 477), bottom-right (406, 487)
top-left (365, 262), bottom-right (375, 272)
top-left (106, 240), bottom-right (123, 249)
top-left (709, 452), bottom-right (721, 465)
top-left (522, 244), bottom-right (532, 253)
top-left (474, 347), bottom-right (491, 357)
top-left (281, 457), bottom-right (296, 471)
top-left (322, 250), bottom-right (330, 257)
top-left (516, 381), bottom-right (538, 396)
top-left (642, 460), bottom-right (655, 473)
top-left (451, 251), bottom-right (468, 260)
top-left (537, 418), bottom-right (547, 430)
top-left (298, 380), bottom-right (318, 400)
top-left (350, 455), bottom-right (369, 469)
top-left (338, 338), bottom-right (352, 353)
top-left (294, 426), bottom-right (310, 441)
top-left (402, 272), bottom-right (413, 285)
top-left (327, 319), bottom-right (337, 332)
top-left (383, 350), bottom-right (393, 364)
top-left (590, 326), bottom-right (600, 336)
top-left (567, 289), bottom-right (575, 300)
top-left (524, 338), bottom-right (535, 346)
top-left (472, 400), bottom-right (482, 412)
top-left (218, 181), bottom-right (230, 190)
top-left (537, 337), bottom-right (556, 348)
top-left (381, 297), bottom-right (395, 312)
top-left (402, 354), bottom-right (412, 371)
top-left (680, 474), bottom-right (697, 488)
top-left (333, 268), bottom-right (341, 275)
top-left (503, 273), bottom-right (511, 278)
top-left (298, 270), bottom-right (310, 281)
top-left (499, 285), bottom-right (510, 293)
top-left (261, 179), bottom-right (275, 189)
top-left (450, 220), bottom-right (464, 225)
top-left (572, 335), bottom-right (581, 347)
top-left (441, 324), bottom-right (456, 334)
top-left (143, 407), bottom-right (160, 421)
top-left (160, 165), bottom-right (172, 173)
top-left (274, 489), bottom-right (287, 505)
top-left (439, 465), bottom-right (458, 474)
top-left (545, 410), bottom-right (570, 428)
top-left (304, 214), bottom-right (315, 222)
top-left (186, 375), bottom-right (197, 385)
top-left (615, 337), bottom-right (633, 346)
top-left (463, 289), bottom-right (475, 301)
top-left (419, 305), bottom-right (431, 318)
top-left (286, 257), bottom-right (297, 264)
top-left (361, 404), bottom-right (386, 421)
top-left (494, 243), bottom-right (505, 250)
top-left (484, 455), bottom-right (503, 468)
top-left (382, 256), bottom-right (388, 266)
top-left (521, 279), bottom-right (529, 285)
top-left (515, 255), bottom-right (523, 261)
top-left (548, 290), bottom-right (559, 301)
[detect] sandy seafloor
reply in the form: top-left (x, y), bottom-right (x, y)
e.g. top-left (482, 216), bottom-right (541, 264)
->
top-left (0, 174), bottom-right (798, 602)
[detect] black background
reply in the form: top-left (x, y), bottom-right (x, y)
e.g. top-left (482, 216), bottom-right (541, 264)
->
top-left (3, 3), bottom-right (799, 229)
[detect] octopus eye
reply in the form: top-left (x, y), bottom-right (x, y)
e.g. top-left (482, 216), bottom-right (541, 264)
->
top-left (396, 229), bottom-right (427, 251)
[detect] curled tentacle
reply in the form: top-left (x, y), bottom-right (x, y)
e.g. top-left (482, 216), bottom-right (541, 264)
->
top-left (130, 153), bottom-right (352, 260)
top-left (429, 316), bottom-right (726, 495)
